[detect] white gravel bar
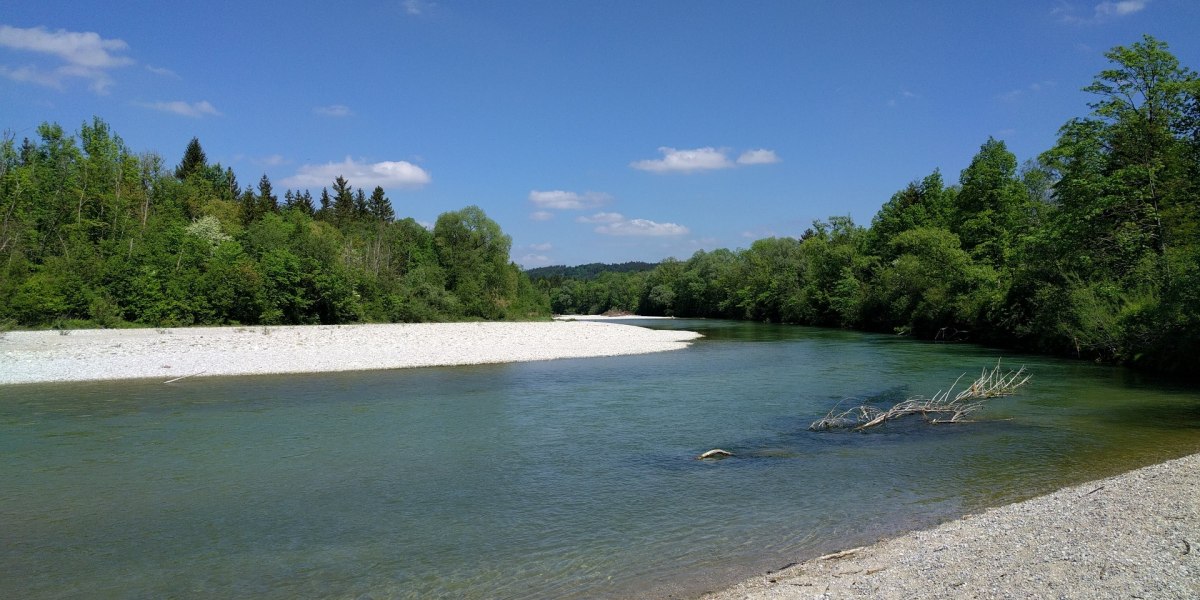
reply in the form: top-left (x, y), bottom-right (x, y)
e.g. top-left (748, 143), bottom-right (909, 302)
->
top-left (702, 451), bottom-right (1200, 600)
top-left (0, 321), bottom-right (702, 385)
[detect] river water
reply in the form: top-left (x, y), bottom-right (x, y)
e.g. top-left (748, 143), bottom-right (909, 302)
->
top-left (3, 319), bottom-right (1199, 598)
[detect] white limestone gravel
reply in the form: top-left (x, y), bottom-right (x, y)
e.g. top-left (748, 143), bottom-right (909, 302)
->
top-left (700, 451), bottom-right (1200, 600)
top-left (0, 321), bottom-right (702, 385)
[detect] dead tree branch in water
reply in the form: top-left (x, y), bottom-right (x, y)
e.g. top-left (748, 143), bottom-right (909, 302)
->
top-left (809, 360), bottom-right (1030, 432)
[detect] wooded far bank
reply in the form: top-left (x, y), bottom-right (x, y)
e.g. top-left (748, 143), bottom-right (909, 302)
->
top-left (532, 36), bottom-right (1200, 375)
top-left (2, 36), bottom-right (1197, 374)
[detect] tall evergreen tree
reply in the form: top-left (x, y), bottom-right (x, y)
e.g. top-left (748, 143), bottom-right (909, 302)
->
top-left (224, 167), bottom-right (239, 200)
top-left (297, 190), bottom-right (315, 216)
top-left (332, 176), bottom-right (355, 225)
top-left (317, 187), bottom-right (332, 220)
top-left (174, 137), bottom-right (207, 180)
top-left (256, 174), bottom-right (278, 216)
top-left (367, 186), bottom-right (395, 222)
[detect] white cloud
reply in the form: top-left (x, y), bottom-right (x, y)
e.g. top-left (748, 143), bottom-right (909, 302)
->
top-left (520, 253), bottom-right (551, 265)
top-left (0, 25), bottom-right (132, 68)
top-left (597, 218), bottom-right (690, 237)
top-left (0, 25), bottom-right (132, 93)
top-left (530, 211), bottom-right (554, 221)
top-left (314, 104), bottom-right (353, 117)
top-left (631, 146), bottom-right (734, 173)
top-left (0, 64), bottom-right (65, 89)
top-left (530, 242), bottom-right (553, 251)
top-left (736, 149), bottom-right (780, 165)
top-left (145, 64), bottom-right (179, 78)
top-left (1095, 0), bottom-right (1147, 17)
top-left (576, 212), bottom-right (688, 236)
top-left (1054, 0), bottom-right (1149, 23)
top-left (577, 212), bottom-right (626, 224)
top-left (631, 146), bottom-right (780, 173)
top-left (138, 100), bottom-right (222, 118)
top-left (529, 189), bottom-right (611, 210)
top-left (403, 0), bottom-right (434, 15)
top-left (281, 156), bottom-right (431, 190)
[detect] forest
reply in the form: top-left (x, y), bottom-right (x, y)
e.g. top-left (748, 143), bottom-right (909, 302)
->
top-left (0, 125), bottom-right (549, 328)
top-left (537, 37), bottom-right (1200, 374)
top-left (2, 36), bottom-right (1197, 373)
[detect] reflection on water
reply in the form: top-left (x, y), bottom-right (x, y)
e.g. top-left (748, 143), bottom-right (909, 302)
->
top-left (2, 319), bottom-right (1199, 599)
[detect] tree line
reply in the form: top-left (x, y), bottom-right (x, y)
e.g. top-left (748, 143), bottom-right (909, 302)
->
top-left (0, 127), bottom-right (548, 328)
top-left (536, 37), bottom-right (1200, 374)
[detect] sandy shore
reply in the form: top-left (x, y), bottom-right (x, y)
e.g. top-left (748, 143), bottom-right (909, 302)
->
top-left (702, 451), bottom-right (1200, 600)
top-left (0, 321), bottom-right (702, 385)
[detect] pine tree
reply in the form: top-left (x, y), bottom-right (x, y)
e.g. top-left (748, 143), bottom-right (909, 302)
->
top-left (298, 190), bottom-right (315, 216)
top-left (317, 187), bottom-right (332, 220)
top-left (224, 167), bottom-right (239, 200)
top-left (175, 137), bottom-right (207, 179)
top-left (367, 185), bottom-right (395, 222)
top-left (257, 174), bottom-right (278, 216)
top-left (332, 176), bottom-right (355, 225)
top-left (239, 185), bottom-right (258, 226)
top-left (354, 188), bottom-right (368, 219)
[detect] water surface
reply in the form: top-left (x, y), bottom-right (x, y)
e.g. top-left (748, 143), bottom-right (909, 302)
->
top-left (3, 320), bottom-right (1199, 598)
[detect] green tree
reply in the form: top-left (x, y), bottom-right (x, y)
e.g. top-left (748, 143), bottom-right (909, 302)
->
top-left (433, 206), bottom-right (516, 319)
top-left (951, 138), bottom-right (1031, 267)
top-left (367, 186), bottom-right (395, 222)
top-left (174, 137), bottom-right (207, 180)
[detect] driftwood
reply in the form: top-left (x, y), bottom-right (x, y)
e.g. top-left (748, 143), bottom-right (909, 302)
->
top-left (810, 360), bottom-right (1030, 432)
top-left (697, 448), bottom-right (734, 460)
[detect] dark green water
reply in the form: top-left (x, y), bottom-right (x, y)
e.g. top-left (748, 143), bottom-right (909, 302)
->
top-left (3, 319), bottom-right (1199, 599)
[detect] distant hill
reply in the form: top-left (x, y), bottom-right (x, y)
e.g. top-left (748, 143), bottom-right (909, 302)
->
top-left (525, 261), bottom-right (658, 281)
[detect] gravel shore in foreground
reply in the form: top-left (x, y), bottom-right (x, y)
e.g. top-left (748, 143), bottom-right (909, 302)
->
top-left (701, 452), bottom-right (1199, 600)
top-left (0, 321), bottom-right (702, 385)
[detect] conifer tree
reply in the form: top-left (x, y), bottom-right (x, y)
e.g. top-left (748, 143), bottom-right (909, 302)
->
top-left (332, 176), bottom-right (355, 225)
top-left (297, 190), bottom-right (315, 216)
top-left (175, 137), bottom-right (207, 179)
top-left (257, 174), bottom-right (278, 216)
top-left (317, 187), bottom-right (332, 220)
top-left (354, 188), bottom-right (368, 219)
top-left (367, 185), bottom-right (395, 222)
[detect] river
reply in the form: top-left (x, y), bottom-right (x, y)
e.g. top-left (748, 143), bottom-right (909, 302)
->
top-left (3, 319), bottom-right (1199, 598)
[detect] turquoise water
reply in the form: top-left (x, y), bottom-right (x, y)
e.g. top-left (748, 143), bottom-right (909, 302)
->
top-left (3, 319), bottom-right (1199, 598)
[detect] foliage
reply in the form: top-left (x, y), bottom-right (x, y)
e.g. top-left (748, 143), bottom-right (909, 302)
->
top-left (4, 37), bottom-right (1197, 376)
top-left (0, 122), bottom-right (544, 327)
top-left (543, 37), bottom-right (1200, 375)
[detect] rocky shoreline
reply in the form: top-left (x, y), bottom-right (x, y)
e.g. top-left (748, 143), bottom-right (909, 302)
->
top-left (701, 452), bottom-right (1199, 599)
top-left (0, 321), bottom-right (702, 385)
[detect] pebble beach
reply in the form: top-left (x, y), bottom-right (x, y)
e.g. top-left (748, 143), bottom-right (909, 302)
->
top-left (0, 320), bottom-right (701, 385)
top-left (702, 452), bottom-right (1199, 600)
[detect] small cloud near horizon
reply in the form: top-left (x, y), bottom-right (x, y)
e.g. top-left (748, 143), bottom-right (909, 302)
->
top-left (144, 64), bottom-right (179, 78)
top-left (736, 149), bottom-right (780, 165)
top-left (1053, 0), bottom-right (1149, 23)
top-left (281, 156), bottom-right (431, 190)
top-left (137, 100), bottom-right (222, 118)
top-left (314, 104), bottom-right (353, 117)
top-left (631, 146), bottom-right (779, 173)
top-left (578, 212), bottom-right (689, 237)
top-left (529, 189), bottom-right (611, 210)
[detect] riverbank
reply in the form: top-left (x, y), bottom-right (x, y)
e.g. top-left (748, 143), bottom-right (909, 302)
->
top-left (701, 451), bottom-right (1199, 600)
top-left (0, 321), bottom-right (702, 385)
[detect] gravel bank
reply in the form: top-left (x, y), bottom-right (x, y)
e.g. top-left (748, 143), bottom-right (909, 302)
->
top-left (701, 452), bottom-right (1200, 600)
top-left (0, 321), bottom-right (702, 385)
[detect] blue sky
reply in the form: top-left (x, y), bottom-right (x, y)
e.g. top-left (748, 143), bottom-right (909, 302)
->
top-left (3, 1), bottom-right (1198, 267)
